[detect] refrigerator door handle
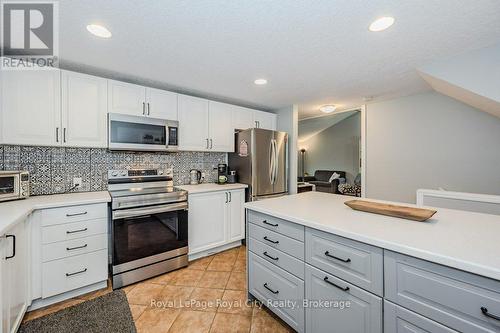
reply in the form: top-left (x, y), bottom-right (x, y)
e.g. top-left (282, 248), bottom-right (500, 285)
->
top-left (269, 139), bottom-right (275, 184)
top-left (273, 139), bottom-right (279, 185)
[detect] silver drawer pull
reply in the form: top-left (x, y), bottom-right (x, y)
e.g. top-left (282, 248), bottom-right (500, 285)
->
top-left (325, 251), bottom-right (351, 263)
top-left (323, 276), bottom-right (350, 291)
top-left (66, 228), bottom-right (88, 234)
top-left (262, 220), bottom-right (278, 227)
top-left (263, 251), bottom-right (279, 261)
top-left (263, 283), bottom-right (279, 294)
top-left (66, 268), bottom-right (87, 277)
top-left (66, 244), bottom-right (88, 251)
top-left (263, 236), bottom-right (279, 244)
top-left (66, 211), bottom-right (88, 217)
top-left (481, 307), bottom-right (500, 321)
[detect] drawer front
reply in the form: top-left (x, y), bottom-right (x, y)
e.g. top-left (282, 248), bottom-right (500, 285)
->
top-left (41, 203), bottom-right (107, 226)
top-left (249, 237), bottom-right (304, 279)
top-left (42, 233), bottom-right (107, 262)
top-left (248, 223), bottom-right (304, 260)
top-left (42, 218), bottom-right (107, 244)
top-left (384, 301), bottom-right (458, 333)
top-left (305, 228), bottom-right (383, 296)
top-left (42, 249), bottom-right (108, 298)
top-left (248, 252), bottom-right (304, 332)
top-left (247, 210), bottom-right (304, 241)
top-left (385, 251), bottom-right (500, 333)
top-left (305, 264), bottom-right (382, 333)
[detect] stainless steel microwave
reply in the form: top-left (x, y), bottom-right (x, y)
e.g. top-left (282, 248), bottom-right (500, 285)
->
top-left (0, 171), bottom-right (30, 202)
top-left (108, 113), bottom-right (179, 152)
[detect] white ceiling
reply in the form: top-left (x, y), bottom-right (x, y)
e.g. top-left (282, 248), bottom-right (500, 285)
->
top-left (298, 111), bottom-right (358, 143)
top-left (58, 0), bottom-right (500, 119)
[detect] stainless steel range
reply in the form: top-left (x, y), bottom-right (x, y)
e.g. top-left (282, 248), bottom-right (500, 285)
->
top-left (108, 168), bottom-right (188, 289)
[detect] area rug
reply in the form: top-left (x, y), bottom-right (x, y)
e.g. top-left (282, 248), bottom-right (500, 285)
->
top-left (18, 290), bottom-right (136, 333)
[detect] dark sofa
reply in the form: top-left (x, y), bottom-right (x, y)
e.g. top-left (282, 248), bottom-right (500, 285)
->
top-left (303, 170), bottom-right (346, 194)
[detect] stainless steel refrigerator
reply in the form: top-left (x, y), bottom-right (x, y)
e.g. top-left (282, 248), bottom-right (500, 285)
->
top-left (228, 128), bottom-right (288, 201)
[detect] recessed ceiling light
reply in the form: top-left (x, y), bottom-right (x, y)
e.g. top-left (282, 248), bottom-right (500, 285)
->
top-left (369, 16), bottom-right (395, 32)
top-left (86, 24), bottom-right (112, 38)
top-left (319, 105), bottom-right (337, 113)
top-left (254, 79), bottom-right (268, 85)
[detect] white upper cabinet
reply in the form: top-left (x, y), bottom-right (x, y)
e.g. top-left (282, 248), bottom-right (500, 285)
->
top-left (61, 71), bottom-right (107, 148)
top-left (146, 88), bottom-right (178, 120)
top-left (232, 106), bottom-right (255, 130)
top-left (178, 94), bottom-right (210, 151)
top-left (107, 80), bottom-right (146, 116)
top-left (209, 101), bottom-right (235, 152)
top-left (254, 110), bottom-right (277, 130)
top-left (1, 70), bottom-right (60, 146)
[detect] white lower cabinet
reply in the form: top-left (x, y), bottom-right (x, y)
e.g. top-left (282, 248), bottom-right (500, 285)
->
top-left (30, 203), bottom-right (108, 308)
top-left (188, 189), bottom-right (245, 255)
top-left (1, 221), bottom-right (28, 333)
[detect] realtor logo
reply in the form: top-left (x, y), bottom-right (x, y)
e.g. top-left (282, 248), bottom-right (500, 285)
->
top-left (1, 1), bottom-right (59, 69)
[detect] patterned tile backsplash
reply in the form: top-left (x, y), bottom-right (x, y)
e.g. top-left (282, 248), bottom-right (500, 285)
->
top-left (0, 145), bottom-right (226, 196)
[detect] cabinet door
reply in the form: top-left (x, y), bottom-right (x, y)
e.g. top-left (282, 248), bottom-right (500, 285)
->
top-left (178, 94), bottom-right (209, 151)
top-left (61, 71), bottom-right (107, 148)
top-left (228, 190), bottom-right (245, 242)
top-left (107, 80), bottom-right (146, 116)
top-left (254, 110), bottom-right (276, 130)
top-left (305, 264), bottom-right (382, 333)
top-left (232, 106), bottom-right (254, 130)
top-left (188, 192), bottom-right (227, 254)
top-left (2, 70), bottom-right (60, 146)
top-left (146, 88), bottom-right (178, 120)
top-left (1, 235), bottom-right (9, 333)
top-left (209, 101), bottom-right (235, 152)
top-left (3, 222), bottom-right (28, 333)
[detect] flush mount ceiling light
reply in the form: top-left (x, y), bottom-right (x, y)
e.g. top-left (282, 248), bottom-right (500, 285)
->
top-left (319, 105), bottom-right (337, 113)
top-left (86, 24), bottom-right (112, 38)
top-left (254, 79), bottom-right (268, 85)
top-left (369, 16), bottom-right (395, 32)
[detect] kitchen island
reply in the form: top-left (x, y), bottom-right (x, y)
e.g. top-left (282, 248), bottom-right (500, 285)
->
top-left (244, 191), bottom-right (500, 333)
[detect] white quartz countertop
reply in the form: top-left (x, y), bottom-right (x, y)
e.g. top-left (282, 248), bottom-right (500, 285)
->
top-left (245, 191), bottom-right (500, 281)
top-left (0, 191), bottom-right (111, 234)
top-left (177, 183), bottom-right (247, 194)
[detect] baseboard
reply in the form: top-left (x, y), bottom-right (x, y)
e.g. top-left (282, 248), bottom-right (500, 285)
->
top-left (28, 280), bottom-right (108, 311)
top-left (188, 240), bottom-right (242, 261)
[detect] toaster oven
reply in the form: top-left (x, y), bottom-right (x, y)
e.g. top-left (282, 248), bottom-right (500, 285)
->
top-left (0, 171), bottom-right (30, 202)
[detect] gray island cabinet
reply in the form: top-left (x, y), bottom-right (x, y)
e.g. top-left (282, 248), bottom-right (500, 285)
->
top-left (245, 202), bottom-right (500, 333)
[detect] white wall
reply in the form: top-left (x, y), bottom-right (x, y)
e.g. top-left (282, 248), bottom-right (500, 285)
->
top-left (366, 91), bottom-right (500, 203)
top-left (275, 105), bottom-right (298, 194)
top-left (299, 112), bottom-right (361, 183)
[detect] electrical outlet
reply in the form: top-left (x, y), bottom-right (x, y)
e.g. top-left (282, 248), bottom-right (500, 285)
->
top-left (73, 177), bottom-right (82, 188)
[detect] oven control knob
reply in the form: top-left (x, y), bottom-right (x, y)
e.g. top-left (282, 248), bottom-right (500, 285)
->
top-left (120, 171), bottom-right (127, 177)
top-left (111, 171), bottom-right (118, 177)
top-left (158, 170), bottom-right (164, 175)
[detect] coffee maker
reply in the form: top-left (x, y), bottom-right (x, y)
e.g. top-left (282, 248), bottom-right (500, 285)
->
top-left (217, 164), bottom-right (227, 184)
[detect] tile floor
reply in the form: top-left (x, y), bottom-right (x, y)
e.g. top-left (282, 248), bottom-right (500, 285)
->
top-left (23, 245), bottom-right (295, 333)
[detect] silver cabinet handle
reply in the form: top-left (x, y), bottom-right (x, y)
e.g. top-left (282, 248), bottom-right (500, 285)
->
top-left (5, 235), bottom-right (15, 259)
top-left (66, 268), bottom-right (87, 277)
top-left (255, 121), bottom-right (258, 128)
top-left (263, 283), bottom-right (279, 294)
top-left (67, 244), bottom-right (88, 251)
top-left (229, 192), bottom-right (232, 202)
top-left (66, 211), bottom-right (88, 217)
top-left (225, 192), bottom-right (228, 203)
top-left (66, 227), bottom-right (88, 234)
top-left (210, 138), bottom-right (213, 149)
top-left (206, 138), bottom-right (209, 149)
top-left (56, 127), bottom-right (59, 142)
top-left (63, 128), bottom-right (67, 143)
top-left (142, 102), bottom-right (146, 115)
top-left (147, 102), bottom-right (150, 115)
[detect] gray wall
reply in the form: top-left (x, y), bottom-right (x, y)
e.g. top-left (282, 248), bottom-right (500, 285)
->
top-left (300, 112), bottom-right (361, 183)
top-left (275, 105), bottom-right (299, 194)
top-left (366, 91), bottom-right (500, 203)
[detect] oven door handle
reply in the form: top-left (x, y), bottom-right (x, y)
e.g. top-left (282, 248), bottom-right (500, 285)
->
top-left (112, 202), bottom-right (188, 220)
